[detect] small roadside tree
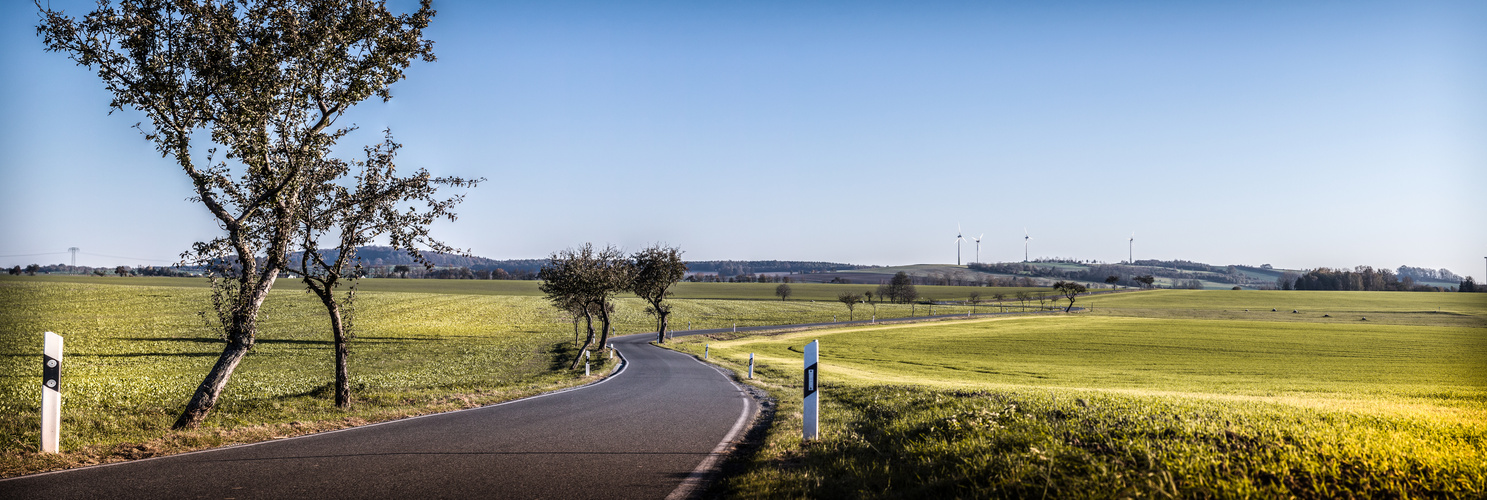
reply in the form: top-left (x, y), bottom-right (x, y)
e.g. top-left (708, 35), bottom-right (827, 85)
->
top-left (992, 292), bottom-right (1006, 312)
top-left (837, 292), bottom-right (863, 321)
top-left (1135, 275), bottom-right (1156, 288)
top-left (538, 244), bottom-right (633, 368)
top-left (1015, 291), bottom-right (1031, 311)
top-left (1053, 281), bottom-right (1087, 312)
top-left (1105, 275), bottom-right (1119, 288)
top-left (775, 283), bottom-right (793, 301)
top-left (297, 135), bottom-right (477, 408)
top-left (968, 292), bottom-right (981, 314)
top-left (630, 244), bottom-right (686, 343)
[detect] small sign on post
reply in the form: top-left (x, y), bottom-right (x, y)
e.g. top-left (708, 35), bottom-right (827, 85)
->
top-left (803, 340), bottom-right (819, 440)
top-left (42, 332), bottom-right (63, 453)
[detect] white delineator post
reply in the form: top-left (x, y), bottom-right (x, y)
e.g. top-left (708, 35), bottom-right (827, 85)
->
top-left (748, 353), bottom-right (755, 379)
top-left (803, 339), bottom-right (819, 440)
top-left (42, 332), bottom-right (63, 453)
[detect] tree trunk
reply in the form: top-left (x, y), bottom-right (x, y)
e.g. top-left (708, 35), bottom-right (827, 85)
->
top-left (656, 307), bottom-right (670, 344)
top-left (1064, 297), bottom-right (1074, 313)
top-left (172, 337), bottom-right (253, 429)
top-left (322, 296), bottom-right (351, 409)
top-left (569, 309), bottom-right (596, 369)
top-left (174, 275), bottom-right (275, 429)
top-left (595, 302), bottom-right (613, 354)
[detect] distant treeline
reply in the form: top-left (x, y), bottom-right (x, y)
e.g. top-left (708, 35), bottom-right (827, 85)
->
top-left (6, 263), bottom-right (198, 277)
top-left (684, 260), bottom-right (864, 276)
top-left (968, 261), bottom-right (1259, 287)
top-left (1279, 267), bottom-right (1469, 292)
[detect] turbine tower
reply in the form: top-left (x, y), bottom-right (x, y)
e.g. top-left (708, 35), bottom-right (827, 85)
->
top-left (1023, 228), bottom-right (1031, 262)
top-left (972, 233), bottom-right (984, 264)
top-left (1128, 232), bottom-right (1134, 264)
top-left (955, 224), bottom-right (967, 266)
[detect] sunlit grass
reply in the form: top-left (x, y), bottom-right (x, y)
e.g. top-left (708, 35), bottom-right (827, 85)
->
top-left (667, 290), bottom-right (1487, 498)
top-left (0, 280), bottom-right (614, 477)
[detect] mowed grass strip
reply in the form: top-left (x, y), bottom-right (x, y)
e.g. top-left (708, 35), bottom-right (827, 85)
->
top-left (1083, 289), bottom-right (1487, 327)
top-left (0, 280), bottom-right (613, 477)
top-left (668, 290), bottom-right (1487, 498)
top-left (706, 315), bottom-right (1487, 402)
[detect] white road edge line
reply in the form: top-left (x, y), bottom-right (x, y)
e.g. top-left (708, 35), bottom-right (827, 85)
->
top-left (1, 346), bottom-right (630, 482)
top-left (665, 352), bottom-right (756, 500)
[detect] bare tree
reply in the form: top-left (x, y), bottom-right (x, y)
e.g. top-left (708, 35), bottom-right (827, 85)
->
top-left (775, 283), bottom-right (793, 301)
top-left (38, 0), bottom-right (438, 429)
top-left (1052, 281), bottom-right (1088, 313)
top-left (630, 245), bottom-right (686, 343)
top-left (968, 292), bottom-right (981, 314)
top-left (837, 292), bottom-right (863, 321)
top-left (297, 134), bottom-right (477, 408)
top-left (1015, 291), bottom-right (1031, 311)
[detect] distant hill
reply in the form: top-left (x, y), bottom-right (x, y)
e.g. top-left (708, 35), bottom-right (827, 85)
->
top-left (286, 247), bottom-right (1466, 290)
top-left (293, 247), bottom-right (862, 276)
top-left (291, 247), bottom-right (545, 273)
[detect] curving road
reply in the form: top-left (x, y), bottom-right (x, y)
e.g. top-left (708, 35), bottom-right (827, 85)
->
top-left (0, 333), bottom-right (754, 500)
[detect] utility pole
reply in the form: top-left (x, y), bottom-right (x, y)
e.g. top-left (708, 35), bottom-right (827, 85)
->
top-left (68, 247), bottom-right (78, 269)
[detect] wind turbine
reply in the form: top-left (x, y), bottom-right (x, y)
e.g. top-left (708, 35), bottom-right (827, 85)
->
top-left (1023, 228), bottom-right (1031, 262)
top-left (1128, 232), bottom-right (1134, 264)
top-left (955, 224), bottom-right (967, 266)
top-left (971, 233), bottom-right (984, 264)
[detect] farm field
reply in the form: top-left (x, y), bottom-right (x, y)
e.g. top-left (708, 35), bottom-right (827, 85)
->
top-left (0, 275), bottom-right (1050, 477)
top-left (0, 279), bottom-right (616, 477)
top-left (670, 290), bottom-right (1487, 498)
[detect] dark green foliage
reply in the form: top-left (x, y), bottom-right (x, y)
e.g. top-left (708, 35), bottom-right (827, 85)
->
top-left (630, 245), bottom-right (686, 343)
top-left (881, 271), bottom-right (919, 303)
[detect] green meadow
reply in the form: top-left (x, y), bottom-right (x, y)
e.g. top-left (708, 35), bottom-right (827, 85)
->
top-left (0, 278), bottom-right (618, 476)
top-left (0, 275), bottom-right (1042, 477)
top-left (671, 290), bottom-right (1487, 498)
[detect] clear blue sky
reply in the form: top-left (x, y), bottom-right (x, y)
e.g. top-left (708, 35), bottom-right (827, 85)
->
top-left (2, 1), bottom-right (1484, 279)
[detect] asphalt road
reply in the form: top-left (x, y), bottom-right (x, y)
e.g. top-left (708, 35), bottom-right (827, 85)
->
top-left (0, 332), bottom-right (754, 500)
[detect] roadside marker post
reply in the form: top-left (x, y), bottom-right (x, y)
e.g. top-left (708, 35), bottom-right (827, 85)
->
top-left (585, 362), bottom-right (590, 376)
top-left (803, 340), bottom-right (819, 441)
top-left (748, 353), bottom-right (754, 379)
top-left (42, 332), bottom-right (62, 453)
top-left (705, 345), bottom-right (709, 359)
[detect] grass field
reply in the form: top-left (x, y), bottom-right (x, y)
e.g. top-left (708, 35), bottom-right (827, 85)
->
top-left (670, 290), bottom-right (1487, 498)
top-left (0, 278), bottom-right (618, 477)
top-left (0, 275), bottom-right (1052, 477)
